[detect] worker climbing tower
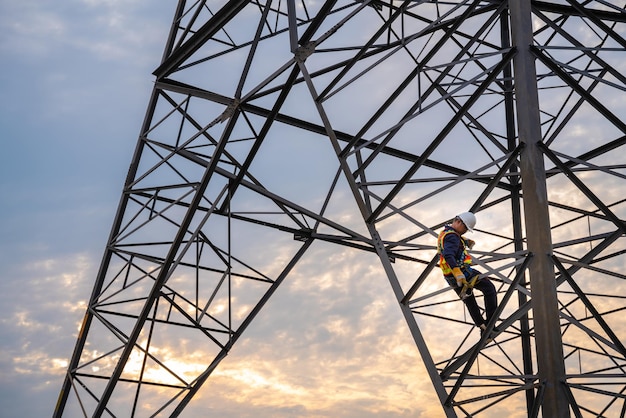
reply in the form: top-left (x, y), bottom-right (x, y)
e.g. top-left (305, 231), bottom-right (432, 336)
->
top-left (55, 1), bottom-right (626, 417)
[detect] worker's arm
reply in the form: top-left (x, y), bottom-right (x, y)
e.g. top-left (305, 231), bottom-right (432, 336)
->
top-left (463, 237), bottom-right (475, 249)
top-left (442, 233), bottom-right (466, 286)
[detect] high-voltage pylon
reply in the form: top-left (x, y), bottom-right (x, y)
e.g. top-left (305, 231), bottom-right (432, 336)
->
top-left (55, 1), bottom-right (626, 417)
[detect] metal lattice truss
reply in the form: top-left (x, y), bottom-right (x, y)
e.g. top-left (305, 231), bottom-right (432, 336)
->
top-left (56, 1), bottom-right (626, 417)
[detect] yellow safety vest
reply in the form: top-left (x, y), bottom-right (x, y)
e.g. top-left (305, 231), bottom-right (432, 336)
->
top-left (437, 229), bottom-right (472, 275)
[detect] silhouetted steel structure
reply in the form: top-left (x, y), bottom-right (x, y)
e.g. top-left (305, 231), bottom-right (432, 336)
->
top-left (55, 1), bottom-right (626, 417)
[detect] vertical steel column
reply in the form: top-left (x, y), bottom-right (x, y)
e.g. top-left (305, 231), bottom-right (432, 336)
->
top-left (509, 1), bottom-right (569, 417)
top-left (500, 8), bottom-right (535, 415)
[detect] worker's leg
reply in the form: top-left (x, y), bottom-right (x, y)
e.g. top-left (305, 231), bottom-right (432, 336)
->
top-left (462, 295), bottom-right (487, 327)
top-left (446, 276), bottom-right (486, 327)
top-left (474, 277), bottom-right (497, 324)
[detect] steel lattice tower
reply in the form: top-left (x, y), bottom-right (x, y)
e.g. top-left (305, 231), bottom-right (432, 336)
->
top-left (55, 1), bottom-right (626, 417)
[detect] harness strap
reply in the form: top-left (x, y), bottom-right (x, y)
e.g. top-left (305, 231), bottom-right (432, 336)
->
top-left (459, 274), bottom-right (480, 300)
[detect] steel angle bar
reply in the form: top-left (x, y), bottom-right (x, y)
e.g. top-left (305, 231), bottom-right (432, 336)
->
top-left (316, 1), bottom-right (407, 102)
top-left (439, 298), bottom-right (535, 383)
top-left (157, 78), bottom-right (234, 106)
top-left (561, 380), bottom-right (585, 418)
top-left (302, 232), bottom-right (391, 255)
top-left (426, 8), bottom-right (511, 155)
top-left (531, 46), bottom-right (626, 133)
top-left (361, 171), bottom-right (520, 184)
top-left (535, 17), bottom-right (622, 144)
top-left (168, 237), bottom-right (314, 416)
top-left (563, 0), bottom-right (626, 49)
top-left (256, 40), bottom-right (393, 102)
top-left (561, 252), bottom-right (626, 277)
top-left (161, 76), bottom-right (512, 191)
top-left (359, 153), bottom-right (512, 189)
top-left (158, 293), bottom-right (232, 348)
top-left (297, 0), bottom-right (340, 47)
top-left (527, 380), bottom-right (546, 418)
top-left (545, 59), bottom-right (626, 93)
top-left (72, 375), bottom-right (114, 417)
top-left (450, 380), bottom-right (540, 408)
top-left (566, 382), bottom-right (626, 400)
top-left (377, 153), bottom-right (515, 223)
top-left (407, 286), bottom-right (461, 308)
top-left (549, 198), bottom-right (626, 227)
top-left (469, 143), bottom-right (524, 212)
top-left (558, 310), bottom-right (624, 356)
top-left (232, 1), bottom-right (285, 101)
top-left (368, 48), bottom-right (516, 223)
top-left (123, 150), bottom-right (200, 192)
top-left (140, 92), bottom-right (193, 139)
top-left (365, 227), bottom-right (456, 417)
top-left (399, 196), bottom-right (514, 245)
top-left (469, 258), bottom-right (532, 298)
top-left (344, 0), bottom-right (504, 165)
top-left (430, 85), bottom-right (511, 157)
top-left (562, 340), bottom-right (625, 374)
top-left (471, 249), bottom-right (530, 262)
top-left (539, 45), bottom-right (626, 52)
top-left (541, 63), bottom-right (617, 149)
top-left (55, 92), bottom-right (168, 418)
top-left (71, 343), bottom-right (125, 376)
top-left (532, 1), bottom-right (626, 22)
top-left (88, 308), bottom-right (136, 345)
top-left (402, 254), bottom-right (439, 304)
top-left (94, 304), bottom-right (232, 336)
top-left (443, 254), bottom-right (532, 404)
top-left (353, 80), bottom-right (509, 179)
top-left (153, 0), bottom-right (249, 79)
top-left (548, 148), bottom-right (626, 180)
top-left (412, 306), bottom-right (481, 328)
top-left (151, 137), bottom-right (372, 242)
top-left (146, 141), bottom-right (313, 230)
top-left (113, 190), bottom-right (199, 245)
top-left (470, 250), bottom-right (529, 274)
top-left (552, 232), bottom-right (621, 250)
top-left (554, 230), bottom-right (623, 287)
top-left (546, 164), bottom-right (626, 175)
top-left (215, 158), bottom-right (369, 245)
top-left (220, 172), bottom-right (372, 242)
top-left (539, 142), bottom-right (626, 234)
top-left (552, 255), bottom-right (626, 357)
top-left (92, 120), bottom-right (241, 417)
top-left (531, 7), bottom-right (626, 86)
top-left (286, 0), bottom-right (299, 52)
top-left (219, 69), bottom-right (303, 212)
top-left (593, 248), bottom-right (626, 265)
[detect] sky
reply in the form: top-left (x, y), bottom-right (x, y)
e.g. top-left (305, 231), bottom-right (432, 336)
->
top-left (0, 2), bottom-right (446, 417)
top-left (1, 2), bottom-right (624, 418)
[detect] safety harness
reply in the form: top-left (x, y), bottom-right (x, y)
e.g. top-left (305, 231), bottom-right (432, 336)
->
top-left (437, 228), bottom-right (480, 299)
top-left (437, 228), bottom-right (472, 275)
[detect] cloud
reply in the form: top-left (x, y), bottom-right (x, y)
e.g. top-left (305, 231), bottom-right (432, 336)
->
top-left (2, 1), bottom-right (624, 417)
top-left (13, 244), bottom-right (446, 417)
top-left (0, 252), bottom-right (94, 417)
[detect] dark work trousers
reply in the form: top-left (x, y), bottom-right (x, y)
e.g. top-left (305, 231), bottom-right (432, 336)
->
top-left (446, 272), bottom-right (497, 327)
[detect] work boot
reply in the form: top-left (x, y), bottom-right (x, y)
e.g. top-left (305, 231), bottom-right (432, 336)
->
top-left (479, 324), bottom-right (493, 343)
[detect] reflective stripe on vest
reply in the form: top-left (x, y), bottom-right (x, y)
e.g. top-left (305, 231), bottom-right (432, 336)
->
top-left (437, 229), bottom-right (472, 275)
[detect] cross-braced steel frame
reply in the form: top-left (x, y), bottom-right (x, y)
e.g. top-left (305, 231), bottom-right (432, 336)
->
top-left (55, 1), bottom-right (626, 417)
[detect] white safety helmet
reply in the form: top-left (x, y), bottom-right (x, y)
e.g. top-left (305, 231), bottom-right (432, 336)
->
top-left (456, 211), bottom-right (476, 232)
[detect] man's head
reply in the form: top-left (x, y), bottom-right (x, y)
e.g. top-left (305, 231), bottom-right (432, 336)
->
top-left (452, 212), bottom-right (476, 234)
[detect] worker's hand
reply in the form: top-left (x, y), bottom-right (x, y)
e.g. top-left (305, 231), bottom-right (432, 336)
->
top-left (464, 239), bottom-right (475, 249)
top-left (452, 267), bottom-right (467, 287)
